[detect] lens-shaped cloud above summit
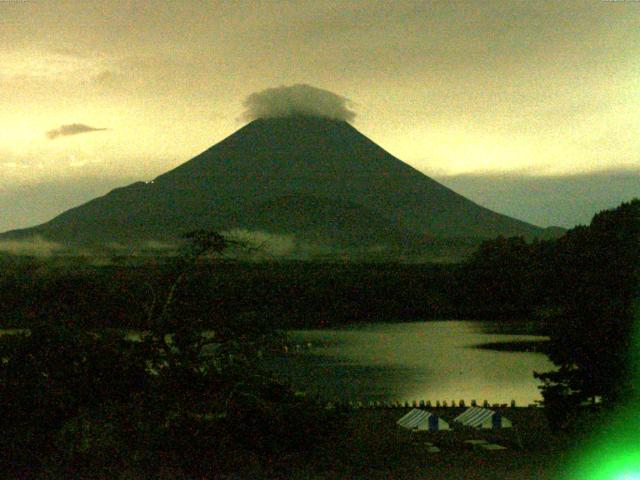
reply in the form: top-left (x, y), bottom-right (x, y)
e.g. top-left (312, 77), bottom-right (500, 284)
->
top-left (46, 123), bottom-right (109, 140)
top-left (243, 84), bottom-right (356, 122)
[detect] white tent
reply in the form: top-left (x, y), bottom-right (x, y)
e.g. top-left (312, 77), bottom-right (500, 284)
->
top-left (453, 407), bottom-right (512, 429)
top-left (397, 409), bottom-right (451, 431)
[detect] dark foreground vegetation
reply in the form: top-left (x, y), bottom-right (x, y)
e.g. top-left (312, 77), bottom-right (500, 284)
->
top-left (0, 199), bottom-right (638, 478)
top-left (0, 232), bottom-right (345, 478)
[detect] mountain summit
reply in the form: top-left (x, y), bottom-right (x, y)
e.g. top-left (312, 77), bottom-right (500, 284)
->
top-left (2, 115), bottom-right (552, 251)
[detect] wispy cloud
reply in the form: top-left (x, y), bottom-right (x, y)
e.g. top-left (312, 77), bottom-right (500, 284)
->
top-left (0, 237), bottom-right (62, 257)
top-left (46, 123), bottom-right (108, 140)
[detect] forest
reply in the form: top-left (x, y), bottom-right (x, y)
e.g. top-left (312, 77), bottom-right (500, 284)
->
top-left (0, 243), bottom-right (566, 332)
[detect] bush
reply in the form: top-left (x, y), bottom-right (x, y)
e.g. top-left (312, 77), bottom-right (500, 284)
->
top-left (0, 324), bottom-right (148, 475)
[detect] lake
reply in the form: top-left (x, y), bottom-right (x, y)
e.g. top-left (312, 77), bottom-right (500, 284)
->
top-left (267, 320), bottom-right (554, 405)
top-left (1, 320), bottom-right (554, 405)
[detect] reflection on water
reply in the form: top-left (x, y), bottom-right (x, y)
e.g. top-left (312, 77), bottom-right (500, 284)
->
top-left (267, 321), bottom-right (554, 405)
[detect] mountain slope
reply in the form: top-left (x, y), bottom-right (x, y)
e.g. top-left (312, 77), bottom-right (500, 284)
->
top-left (2, 116), bottom-right (551, 248)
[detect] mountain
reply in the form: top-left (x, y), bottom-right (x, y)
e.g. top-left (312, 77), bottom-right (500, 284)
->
top-left (2, 116), bottom-right (558, 251)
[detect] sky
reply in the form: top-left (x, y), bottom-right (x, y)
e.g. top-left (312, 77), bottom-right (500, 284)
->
top-left (1, 0), bottom-right (639, 232)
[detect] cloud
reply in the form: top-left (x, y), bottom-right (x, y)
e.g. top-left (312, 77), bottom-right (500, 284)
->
top-left (243, 84), bottom-right (356, 122)
top-left (223, 229), bottom-right (296, 257)
top-left (143, 240), bottom-right (176, 251)
top-left (92, 70), bottom-right (117, 86)
top-left (223, 229), bottom-right (339, 260)
top-left (0, 237), bottom-right (62, 257)
top-left (46, 123), bottom-right (108, 140)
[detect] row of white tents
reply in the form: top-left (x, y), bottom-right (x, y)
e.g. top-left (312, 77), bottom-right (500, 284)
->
top-left (396, 407), bottom-right (512, 432)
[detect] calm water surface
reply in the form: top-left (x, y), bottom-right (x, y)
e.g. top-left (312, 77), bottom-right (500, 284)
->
top-left (268, 321), bottom-right (554, 405)
top-left (1, 321), bottom-right (553, 405)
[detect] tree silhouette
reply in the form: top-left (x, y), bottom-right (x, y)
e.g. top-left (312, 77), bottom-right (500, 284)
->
top-left (535, 199), bottom-right (640, 426)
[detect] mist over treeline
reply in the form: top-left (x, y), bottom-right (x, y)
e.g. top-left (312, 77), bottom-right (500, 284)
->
top-left (0, 230), bottom-right (481, 263)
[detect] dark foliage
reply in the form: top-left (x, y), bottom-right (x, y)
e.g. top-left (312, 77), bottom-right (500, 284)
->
top-left (0, 231), bottom-right (344, 478)
top-left (461, 199), bottom-right (639, 430)
top-left (0, 259), bottom-right (481, 331)
top-left (0, 325), bottom-right (148, 475)
top-left (534, 199), bottom-right (640, 422)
